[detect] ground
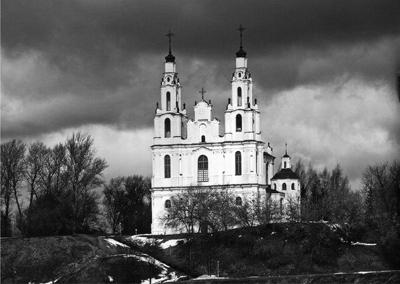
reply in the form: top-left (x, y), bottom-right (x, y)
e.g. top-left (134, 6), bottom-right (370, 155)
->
top-left (1, 222), bottom-right (399, 283)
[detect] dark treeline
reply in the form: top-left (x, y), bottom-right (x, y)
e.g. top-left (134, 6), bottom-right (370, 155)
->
top-left (103, 175), bottom-right (151, 235)
top-left (162, 160), bottom-right (400, 269)
top-left (294, 162), bottom-right (363, 226)
top-left (1, 133), bottom-right (151, 237)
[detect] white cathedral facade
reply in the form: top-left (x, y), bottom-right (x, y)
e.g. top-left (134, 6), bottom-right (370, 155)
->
top-left (150, 29), bottom-right (300, 234)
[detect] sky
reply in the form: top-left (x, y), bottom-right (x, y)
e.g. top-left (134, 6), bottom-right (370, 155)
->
top-left (2, 0), bottom-right (400, 190)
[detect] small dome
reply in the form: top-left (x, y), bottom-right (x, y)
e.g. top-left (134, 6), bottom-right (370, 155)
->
top-left (165, 52), bottom-right (175, 63)
top-left (283, 153), bottom-right (290, 158)
top-left (236, 47), bottom-right (247, 58)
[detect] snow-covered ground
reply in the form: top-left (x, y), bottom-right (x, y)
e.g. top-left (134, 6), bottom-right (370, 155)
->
top-left (350, 242), bottom-right (377, 246)
top-left (129, 235), bottom-right (184, 249)
top-left (40, 277), bottom-right (60, 284)
top-left (105, 238), bottom-right (130, 248)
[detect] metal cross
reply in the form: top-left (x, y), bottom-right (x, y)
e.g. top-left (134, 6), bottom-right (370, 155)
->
top-left (237, 24), bottom-right (245, 48)
top-left (166, 30), bottom-right (174, 53)
top-left (199, 87), bottom-right (206, 100)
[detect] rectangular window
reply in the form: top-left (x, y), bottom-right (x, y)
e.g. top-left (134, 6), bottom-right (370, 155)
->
top-left (197, 169), bottom-right (209, 182)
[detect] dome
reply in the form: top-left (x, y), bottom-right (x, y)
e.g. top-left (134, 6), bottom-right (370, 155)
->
top-left (165, 52), bottom-right (175, 63)
top-left (236, 47), bottom-right (247, 58)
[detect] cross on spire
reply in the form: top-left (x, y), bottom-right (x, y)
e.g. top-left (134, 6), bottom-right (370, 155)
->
top-left (237, 24), bottom-right (245, 49)
top-left (199, 87), bottom-right (206, 100)
top-left (166, 30), bottom-right (174, 54)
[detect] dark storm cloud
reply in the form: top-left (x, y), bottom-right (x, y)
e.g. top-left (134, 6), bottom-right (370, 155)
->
top-left (2, 0), bottom-right (400, 140)
top-left (4, 0), bottom-right (400, 63)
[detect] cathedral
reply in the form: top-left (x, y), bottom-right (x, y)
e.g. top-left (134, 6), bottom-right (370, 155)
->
top-left (150, 28), bottom-right (300, 234)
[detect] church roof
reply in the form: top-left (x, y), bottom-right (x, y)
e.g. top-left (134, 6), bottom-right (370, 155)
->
top-left (283, 153), bottom-right (290, 158)
top-left (271, 168), bottom-right (299, 180)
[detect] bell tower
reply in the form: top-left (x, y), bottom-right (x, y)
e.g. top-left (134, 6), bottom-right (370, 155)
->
top-left (154, 31), bottom-right (187, 144)
top-left (159, 30), bottom-right (182, 113)
top-left (225, 25), bottom-right (261, 142)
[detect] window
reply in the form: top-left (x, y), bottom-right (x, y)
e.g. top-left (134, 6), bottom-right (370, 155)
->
top-left (282, 183), bottom-right (287, 190)
top-left (284, 161), bottom-right (287, 168)
top-left (236, 114), bottom-right (242, 132)
top-left (235, 151), bottom-right (242, 175)
top-left (236, 196), bottom-right (242, 206)
top-left (274, 183), bottom-right (277, 190)
top-left (291, 183), bottom-right (295, 190)
top-left (164, 118), bottom-right (171, 138)
top-left (237, 87), bottom-right (242, 106)
top-left (198, 155), bottom-right (208, 182)
top-left (164, 155), bottom-right (171, 178)
top-left (280, 198), bottom-right (283, 214)
top-left (166, 92), bottom-right (171, 111)
top-left (201, 135), bottom-right (206, 143)
top-left (165, 199), bottom-right (171, 208)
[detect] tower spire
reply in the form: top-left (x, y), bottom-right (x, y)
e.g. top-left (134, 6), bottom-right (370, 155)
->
top-left (165, 30), bottom-right (175, 62)
top-left (236, 24), bottom-right (247, 58)
top-left (283, 143), bottom-right (290, 158)
top-left (238, 24), bottom-right (244, 49)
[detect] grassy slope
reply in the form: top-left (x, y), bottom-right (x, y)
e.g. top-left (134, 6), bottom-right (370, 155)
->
top-left (1, 234), bottom-right (183, 283)
top-left (1, 222), bottom-right (398, 283)
top-left (124, 222), bottom-right (396, 279)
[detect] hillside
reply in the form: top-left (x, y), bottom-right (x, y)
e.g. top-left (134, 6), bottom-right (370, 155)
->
top-left (1, 222), bottom-right (399, 283)
top-left (1, 235), bottom-right (185, 283)
top-left (120, 222), bottom-right (397, 278)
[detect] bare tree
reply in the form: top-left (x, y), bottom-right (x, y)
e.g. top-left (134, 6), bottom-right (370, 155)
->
top-left (64, 132), bottom-right (108, 233)
top-left (1, 140), bottom-right (26, 235)
top-left (362, 160), bottom-right (400, 228)
top-left (103, 177), bottom-right (126, 234)
top-left (102, 175), bottom-right (152, 234)
top-left (25, 141), bottom-right (47, 235)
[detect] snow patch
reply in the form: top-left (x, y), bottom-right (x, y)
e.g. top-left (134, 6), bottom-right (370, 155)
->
top-left (159, 239), bottom-right (184, 249)
top-left (351, 242), bottom-right (377, 246)
top-left (40, 277), bottom-right (60, 284)
top-left (105, 238), bottom-right (130, 248)
top-left (130, 235), bottom-right (185, 250)
top-left (194, 275), bottom-right (227, 280)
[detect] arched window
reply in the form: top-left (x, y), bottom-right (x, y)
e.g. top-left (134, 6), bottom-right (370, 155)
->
top-left (165, 199), bottom-right (171, 208)
top-left (274, 183), bottom-right (277, 190)
top-left (236, 196), bottom-right (242, 206)
top-left (201, 135), bottom-right (206, 143)
top-left (282, 183), bottom-right (287, 190)
top-left (236, 114), bottom-right (242, 132)
top-left (164, 155), bottom-right (171, 178)
top-left (235, 151), bottom-right (242, 175)
top-left (164, 118), bottom-right (171, 138)
top-left (291, 183), bottom-right (295, 190)
top-left (284, 161), bottom-right (287, 168)
top-left (166, 92), bottom-right (171, 111)
top-left (198, 155), bottom-right (208, 182)
top-left (237, 87), bottom-right (242, 106)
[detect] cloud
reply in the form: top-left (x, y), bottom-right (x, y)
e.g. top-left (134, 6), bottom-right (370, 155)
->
top-left (262, 77), bottom-right (400, 189)
top-left (2, 0), bottom-right (400, 189)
